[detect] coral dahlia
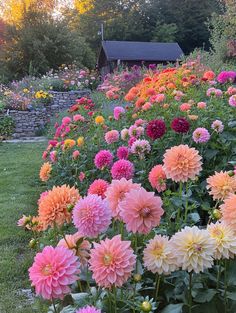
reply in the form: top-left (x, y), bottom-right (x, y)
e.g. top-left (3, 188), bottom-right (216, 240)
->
top-left (220, 193), bottom-right (236, 232)
top-left (88, 179), bottom-right (109, 199)
top-left (38, 185), bottom-right (80, 230)
top-left (207, 171), bottom-right (236, 200)
top-left (148, 165), bottom-right (167, 192)
top-left (163, 144), bottom-right (202, 182)
top-left (119, 187), bottom-right (164, 234)
top-left (39, 162), bottom-right (52, 182)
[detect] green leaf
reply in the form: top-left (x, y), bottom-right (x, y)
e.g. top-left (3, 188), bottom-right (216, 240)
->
top-left (194, 289), bottom-right (217, 303)
top-left (226, 291), bottom-right (236, 300)
top-left (161, 303), bottom-right (184, 313)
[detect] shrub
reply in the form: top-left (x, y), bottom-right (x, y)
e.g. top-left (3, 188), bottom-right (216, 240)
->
top-left (0, 115), bottom-right (15, 138)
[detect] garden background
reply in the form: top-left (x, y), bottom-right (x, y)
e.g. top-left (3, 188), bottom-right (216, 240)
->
top-left (0, 1), bottom-right (236, 313)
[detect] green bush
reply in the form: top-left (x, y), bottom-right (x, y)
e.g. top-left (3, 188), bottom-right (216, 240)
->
top-left (0, 115), bottom-right (15, 138)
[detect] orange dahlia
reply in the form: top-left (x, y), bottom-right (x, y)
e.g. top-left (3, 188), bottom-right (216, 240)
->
top-left (39, 162), bottom-right (52, 182)
top-left (207, 171), bottom-right (236, 200)
top-left (38, 185), bottom-right (80, 230)
top-left (220, 194), bottom-right (236, 231)
top-left (163, 144), bottom-right (202, 182)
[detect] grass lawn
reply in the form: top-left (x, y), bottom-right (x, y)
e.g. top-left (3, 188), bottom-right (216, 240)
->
top-left (0, 142), bottom-right (47, 313)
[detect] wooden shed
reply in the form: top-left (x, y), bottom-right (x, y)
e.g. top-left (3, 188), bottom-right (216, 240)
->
top-left (97, 40), bottom-right (184, 75)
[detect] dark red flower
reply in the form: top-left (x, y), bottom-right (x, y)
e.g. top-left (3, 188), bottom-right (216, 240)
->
top-left (171, 117), bottom-right (190, 133)
top-left (146, 119), bottom-right (166, 140)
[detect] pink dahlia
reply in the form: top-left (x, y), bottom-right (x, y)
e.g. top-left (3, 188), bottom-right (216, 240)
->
top-left (94, 150), bottom-right (113, 170)
top-left (211, 120), bottom-right (224, 133)
top-left (146, 119), bottom-right (166, 140)
top-left (111, 159), bottom-right (134, 180)
top-left (73, 150), bottom-right (80, 160)
top-left (148, 164), bottom-right (167, 192)
top-left (117, 146), bottom-right (129, 160)
top-left (192, 127), bottom-right (210, 143)
top-left (171, 117), bottom-right (190, 133)
top-left (105, 178), bottom-right (141, 219)
top-left (128, 136), bottom-right (137, 147)
top-left (50, 151), bottom-right (57, 163)
top-left (76, 306), bottom-right (101, 313)
top-left (229, 95), bottom-right (236, 107)
top-left (62, 116), bottom-right (72, 125)
top-left (197, 102), bottom-right (206, 109)
top-left (179, 103), bottom-right (191, 112)
top-left (88, 179), bottom-right (109, 199)
top-left (89, 235), bottom-right (136, 288)
top-left (73, 195), bottom-right (111, 238)
top-left (73, 114), bottom-right (85, 122)
top-left (121, 128), bottom-right (129, 140)
top-left (114, 106), bottom-right (125, 120)
top-left (128, 125), bottom-right (143, 138)
top-left (29, 246), bottom-right (80, 300)
top-left (105, 130), bottom-right (119, 144)
top-left (119, 187), bottom-right (164, 234)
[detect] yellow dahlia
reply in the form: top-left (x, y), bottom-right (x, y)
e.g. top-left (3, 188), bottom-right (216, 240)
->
top-left (206, 171), bottom-right (236, 200)
top-left (39, 162), bottom-right (52, 182)
top-left (170, 226), bottom-right (215, 273)
top-left (143, 235), bottom-right (178, 275)
top-left (38, 185), bottom-right (80, 230)
top-left (207, 222), bottom-right (236, 259)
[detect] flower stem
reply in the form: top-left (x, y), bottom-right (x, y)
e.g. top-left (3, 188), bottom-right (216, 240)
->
top-left (52, 299), bottom-right (58, 313)
top-left (224, 260), bottom-right (228, 313)
top-left (113, 286), bottom-right (117, 313)
top-left (77, 280), bottom-right (83, 292)
top-left (155, 274), bottom-right (161, 301)
top-left (216, 261), bottom-right (221, 289)
top-left (189, 272), bottom-right (193, 313)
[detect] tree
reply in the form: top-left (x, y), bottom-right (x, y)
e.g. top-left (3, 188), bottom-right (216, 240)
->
top-left (0, 7), bottom-right (95, 80)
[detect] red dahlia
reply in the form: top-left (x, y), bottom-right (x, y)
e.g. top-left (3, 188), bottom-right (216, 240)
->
top-left (146, 119), bottom-right (166, 140)
top-left (171, 117), bottom-right (190, 133)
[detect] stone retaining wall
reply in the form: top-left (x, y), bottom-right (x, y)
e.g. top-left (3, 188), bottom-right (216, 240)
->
top-left (3, 90), bottom-right (90, 139)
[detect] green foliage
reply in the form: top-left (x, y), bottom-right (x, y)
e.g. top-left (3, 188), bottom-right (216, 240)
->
top-left (152, 22), bottom-right (178, 43)
top-left (0, 8), bottom-right (95, 81)
top-left (0, 115), bottom-right (15, 138)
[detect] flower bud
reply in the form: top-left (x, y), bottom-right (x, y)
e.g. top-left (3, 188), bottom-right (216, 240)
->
top-left (212, 209), bottom-right (222, 220)
top-left (133, 273), bottom-right (142, 282)
top-left (29, 238), bottom-right (37, 249)
top-left (141, 301), bottom-right (152, 312)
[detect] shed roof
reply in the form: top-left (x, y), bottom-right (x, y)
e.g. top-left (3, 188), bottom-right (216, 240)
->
top-left (101, 40), bottom-right (184, 62)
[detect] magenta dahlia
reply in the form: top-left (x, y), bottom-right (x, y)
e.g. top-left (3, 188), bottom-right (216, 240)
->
top-left (111, 159), bottom-right (134, 180)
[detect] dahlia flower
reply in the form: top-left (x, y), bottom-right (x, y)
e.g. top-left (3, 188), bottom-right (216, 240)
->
top-left (95, 115), bottom-right (105, 125)
top-left (217, 71), bottom-right (236, 84)
top-left (121, 128), bottom-right (129, 140)
top-left (76, 306), bottom-right (101, 313)
top-left (171, 117), bottom-right (190, 133)
top-left (130, 139), bottom-right (151, 158)
top-left (220, 193), bottom-right (236, 231)
top-left (64, 139), bottom-right (76, 149)
top-left (57, 232), bottom-right (90, 266)
top-left (111, 159), bottom-right (134, 180)
top-left (192, 127), bottom-right (210, 143)
top-left (114, 106), bottom-right (125, 120)
top-left (39, 162), bottom-right (52, 182)
top-left (73, 150), bottom-right (80, 160)
top-left (170, 226), bottom-right (215, 273)
top-left (119, 187), bottom-right (164, 234)
top-left (128, 125), bottom-right (143, 138)
top-left (143, 235), bottom-right (177, 275)
top-left (105, 178), bottom-right (141, 219)
top-left (148, 164), bottom-right (167, 192)
top-left (117, 146), bottom-right (129, 160)
top-left (206, 171), bottom-right (236, 200)
top-left (229, 95), bottom-right (236, 107)
top-left (179, 103), bottom-right (191, 111)
top-left (88, 179), bottom-right (109, 199)
top-left (89, 235), bottom-right (136, 288)
top-left (207, 222), bottom-right (236, 259)
top-left (197, 102), bottom-right (206, 109)
top-left (73, 114), bottom-right (85, 122)
top-left (163, 144), bottom-right (202, 182)
top-left (211, 120), bottom-right (224, 133)
top-left (146, 119), bottom-right (166, 140)
top-left (73, 195), bottom-right (111, 238)
top-left (38, 185), bottom-right (80, 230)
top-left (29, 246), bottom-right (80, 300)
top-left (105, 130), bottom-right (119, 144)
top-left (94, 150), bottom-right (113, 170)
top-left (62, 116), bottom-right (72, 125)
